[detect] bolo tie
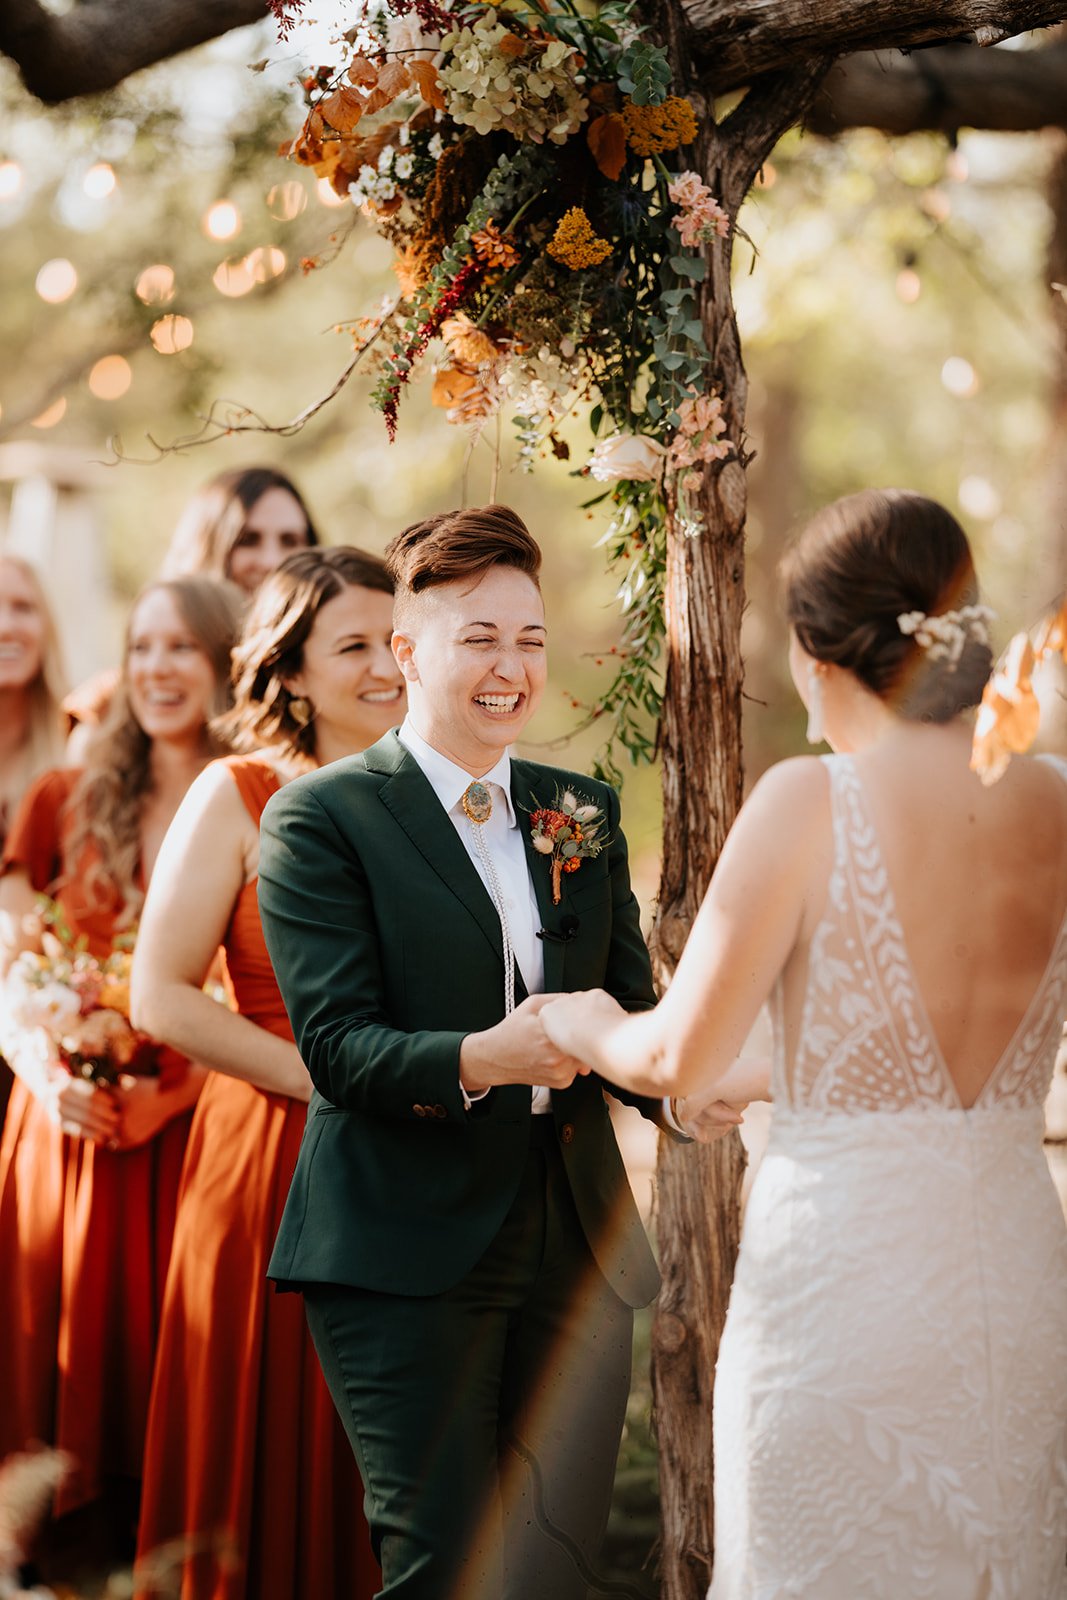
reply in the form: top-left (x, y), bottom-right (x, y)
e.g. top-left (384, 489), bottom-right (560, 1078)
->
top-left (462, 780), bottom-right (516, 1017)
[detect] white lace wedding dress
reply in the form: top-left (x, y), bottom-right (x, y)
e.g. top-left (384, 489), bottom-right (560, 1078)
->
top-left (709, 754), bottom-right (1067, 1600)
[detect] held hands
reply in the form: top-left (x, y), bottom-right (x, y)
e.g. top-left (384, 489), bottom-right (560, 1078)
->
top-left (672, 1090), bottom-right (748, 1144)
top-left (539, 987), bottom-right (625, 1060)
top-left (459, 994), bottom-right (592, 1095)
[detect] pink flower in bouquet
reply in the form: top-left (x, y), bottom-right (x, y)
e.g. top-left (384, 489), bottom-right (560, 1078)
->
top-left (667, 170), bottom-right (729, 248)
top-left (668, 389), bottom-right (733, 481)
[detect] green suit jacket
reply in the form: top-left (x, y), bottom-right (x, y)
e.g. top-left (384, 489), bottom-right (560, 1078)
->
top-left (259, 730), bottom-right (665, 1309)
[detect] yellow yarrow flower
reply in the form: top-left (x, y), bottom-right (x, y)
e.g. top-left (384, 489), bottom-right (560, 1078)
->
top-left (546, 208), bottom-right (612, 270)
top-left (621, 95), bottom-right (698, 156)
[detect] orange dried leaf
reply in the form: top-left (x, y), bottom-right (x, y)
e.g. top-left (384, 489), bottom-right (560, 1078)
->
top-left (409, 58), bottom-right (447, 110)
top-left (1035, 594), bottom-right (1067, 665)
top-left (363, 61), bottom-right (412, 115)
top-left (588, 82), bottom-right (619, 110)
top-left (970, 633), bottom-right (1040, 786)
top-left (587, 113), bottom-right (627, 181)
top-left (432, 367), bottom-right (478, 408)
top-left (498, 32), bottom-right (527, 57)
top-left (347, 55), bottom-right (379, 87)
top-left (320, 86), bottom-right (365, 132)
top-left (351, 120), bottom-right (404, 173)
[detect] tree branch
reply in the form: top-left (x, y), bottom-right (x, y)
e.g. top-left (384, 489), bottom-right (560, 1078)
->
top-left (808, 37), bottom-right (1067, 133)
top-left (682, 0), bottom-right (1067, 91)
top-left (0, 0), bottom-right (269, 104)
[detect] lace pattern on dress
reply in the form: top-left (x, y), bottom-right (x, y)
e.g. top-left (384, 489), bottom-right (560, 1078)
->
top-left (776, 753), bottom-right (1067, 1116)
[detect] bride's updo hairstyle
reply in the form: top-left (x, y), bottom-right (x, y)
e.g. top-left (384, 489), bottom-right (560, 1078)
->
top-left (781, 489), bottom-right (994, 723)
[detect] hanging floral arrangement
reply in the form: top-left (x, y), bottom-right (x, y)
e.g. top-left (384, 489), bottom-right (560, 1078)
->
top-left (277, 0), bottom-right (734, 779)
top-left (970, 597), bottom-right (1067, 785)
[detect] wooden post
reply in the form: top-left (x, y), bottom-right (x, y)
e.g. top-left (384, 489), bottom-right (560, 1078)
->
top-left (649, 62), bottom-right (826, 1600)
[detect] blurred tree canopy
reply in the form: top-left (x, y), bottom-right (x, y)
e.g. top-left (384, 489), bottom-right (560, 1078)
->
top-left (1, 13), bottom-right (1063, 809)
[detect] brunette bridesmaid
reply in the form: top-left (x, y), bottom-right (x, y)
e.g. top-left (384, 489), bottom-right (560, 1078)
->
top-left (131, 547), bottom-right (401, 1600)
top-left (0, 576), bottom-right (241, 1557)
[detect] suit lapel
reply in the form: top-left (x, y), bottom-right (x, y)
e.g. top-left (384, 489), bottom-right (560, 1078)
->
top-left (510, 760), bottom-right (566, 993)
top-left (368, 733), bottom-right (506, 967)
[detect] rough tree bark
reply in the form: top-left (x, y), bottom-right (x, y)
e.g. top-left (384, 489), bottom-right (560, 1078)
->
top-left (647, 12), bottom-right (828, 1589)
top-left (683, 0), bottom-right (1067, 89)
top-left (809, 38), bottom-right (1067, 134)
top-left (0, 0), bottom-right (267, 103)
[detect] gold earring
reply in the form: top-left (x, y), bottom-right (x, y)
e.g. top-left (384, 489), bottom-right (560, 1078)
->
top-left (289, 695), bottom-right (313, 728)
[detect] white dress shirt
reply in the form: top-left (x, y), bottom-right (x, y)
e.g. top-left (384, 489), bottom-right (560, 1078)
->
top-left (397, 718), bottom-right (552, 1112)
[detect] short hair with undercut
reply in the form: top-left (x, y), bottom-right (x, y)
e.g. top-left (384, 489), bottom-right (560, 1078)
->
top-left (385, 505), bottom-right (541, 608)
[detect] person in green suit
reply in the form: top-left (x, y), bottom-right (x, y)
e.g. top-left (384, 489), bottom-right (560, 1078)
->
top-left (257, 504), bottom-right (736, 1600)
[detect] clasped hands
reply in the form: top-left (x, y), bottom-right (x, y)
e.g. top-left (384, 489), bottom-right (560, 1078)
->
top-left (41, 1063), bottom-right (175, 1151)
top-left (458, 992), bottom-right (746, 1143)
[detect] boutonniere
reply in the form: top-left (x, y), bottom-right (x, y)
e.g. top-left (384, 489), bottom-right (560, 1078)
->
top-left (528, 788), bottom-right (608, 904)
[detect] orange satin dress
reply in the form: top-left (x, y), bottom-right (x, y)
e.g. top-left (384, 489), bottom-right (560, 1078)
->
top-left (0, 768), bottom-right (195, 1517)
top-left (135, 756), bottom-right (377, 1600)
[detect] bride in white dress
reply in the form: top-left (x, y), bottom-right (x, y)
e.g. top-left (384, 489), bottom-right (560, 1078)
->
top-left (543, 488), bottom-right (1067, 1600)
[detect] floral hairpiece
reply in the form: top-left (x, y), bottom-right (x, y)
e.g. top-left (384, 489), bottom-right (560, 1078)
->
top-left (897, 604), bottom-right (995, 667)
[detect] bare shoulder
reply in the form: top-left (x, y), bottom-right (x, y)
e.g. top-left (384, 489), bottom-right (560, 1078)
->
top-left (745, 755), bottom-right (830, 828)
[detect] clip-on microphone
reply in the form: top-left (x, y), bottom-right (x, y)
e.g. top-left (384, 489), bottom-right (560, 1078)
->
top-left (537, 915), bottom-right (580, 945)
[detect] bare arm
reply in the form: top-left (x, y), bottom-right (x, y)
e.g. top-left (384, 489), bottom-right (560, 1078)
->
top-left (130, 762), bottom-right (312, 1102)
top-left (541, 759), bottom-right (827, 1099)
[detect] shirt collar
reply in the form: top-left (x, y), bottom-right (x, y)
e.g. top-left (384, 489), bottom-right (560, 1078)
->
top-left (397, 717), bottom-right (517, 829)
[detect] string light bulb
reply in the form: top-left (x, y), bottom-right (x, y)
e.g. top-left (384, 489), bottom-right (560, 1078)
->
top-left (36, 259), bottom-right (78, 303)
top-left (203, 200), bottom-right (241, 240)
top-left (267, 181), bottom-right (307, 221)
top-left (135, 264), bottom-right (176, 305)
top-left (31, 397), bottom-right (67, 428)
top-left (83, 163), bottom-right (117, 199)
top-left (0, 161), bottom-right (22, 201)
top-left (89, 355), bottom-right (132, 399)
top-left (150, 315), bottom-right (194, 355)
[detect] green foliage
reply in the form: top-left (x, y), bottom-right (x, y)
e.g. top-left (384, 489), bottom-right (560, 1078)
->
top-left (616, 41), bottom-right (673, 107)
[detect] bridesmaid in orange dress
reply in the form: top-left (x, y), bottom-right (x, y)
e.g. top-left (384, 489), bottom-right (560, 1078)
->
top-left (131, 547), bottom-right (402, 1600)
top-left (0, 556), bottom-right (68, 1123)
top-left (0, 576), bottom-right (241, 1557)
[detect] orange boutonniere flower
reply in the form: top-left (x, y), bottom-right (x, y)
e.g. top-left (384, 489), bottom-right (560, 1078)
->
top-left (529, 787), bottom-right (608, 903)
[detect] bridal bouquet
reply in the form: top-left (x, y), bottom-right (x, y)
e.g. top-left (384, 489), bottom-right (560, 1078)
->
top-left (4, 897), bottom-right (146, 1087)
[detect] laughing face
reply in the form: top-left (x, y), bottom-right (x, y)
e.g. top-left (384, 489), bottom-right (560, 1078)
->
top-left (285, 582), bottom-right (404, 763)
top-left (0, 559), bottom-right (48, 694)
top-left (125, 587), bottom-right (220, 747)
top-left (393, 564), bottom-right (546, 775)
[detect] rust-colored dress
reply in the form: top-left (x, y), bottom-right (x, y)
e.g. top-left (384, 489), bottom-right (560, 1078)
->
top-left (0, 768), bottom-right (195, 1517)
top-left (135, 757), bottom-right (377, 1600)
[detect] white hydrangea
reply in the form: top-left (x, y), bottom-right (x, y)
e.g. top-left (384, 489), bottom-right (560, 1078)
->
top-left (348, 163), bottom-right (399, 207)
top-left (438, 14), bottom-right (587, 145)
top-left (507, 345), bottom-right (581, 422)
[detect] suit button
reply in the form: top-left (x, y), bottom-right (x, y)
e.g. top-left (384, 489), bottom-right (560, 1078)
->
top-left (433, 1104), bottom-right (447, 1119)
top-left (560, 1123), bottom-right (575, 1145)
top-left (413, 1104), bottom-right (426, 1117)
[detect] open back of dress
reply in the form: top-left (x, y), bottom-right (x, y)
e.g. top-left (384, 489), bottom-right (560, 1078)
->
top-left (709, 753), bottom-right (1067, 1600)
